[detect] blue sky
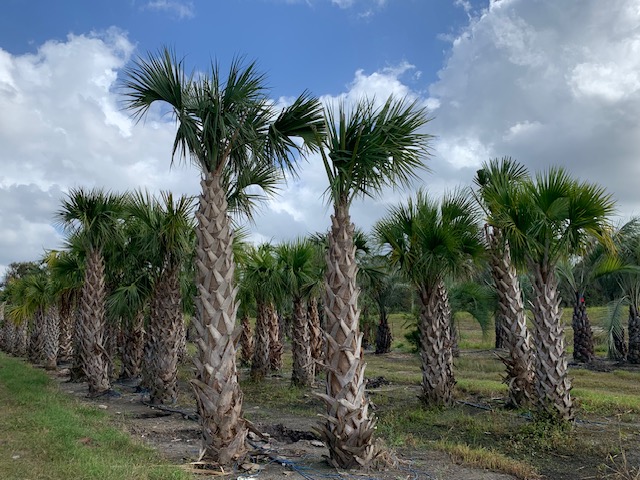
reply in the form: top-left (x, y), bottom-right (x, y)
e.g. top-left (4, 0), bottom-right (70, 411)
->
top-left (0, 0), bottom-right (477, 97)
top-left (1, 0), bottom-right (639, 277)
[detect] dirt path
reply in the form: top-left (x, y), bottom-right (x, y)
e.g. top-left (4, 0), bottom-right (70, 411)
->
top-left (52, 371), bottom-right (518, 480)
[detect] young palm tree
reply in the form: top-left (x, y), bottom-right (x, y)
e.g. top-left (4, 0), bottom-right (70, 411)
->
top-left (56, 188), bottom-right (126, 396)
top-left (242, 244), bottom-right (282, 381)
top-left (492, 167), bottom-right (615, 422)
top-left (375, 189), bottom-right (484, 407)
top-left (125, 190), bottom-right (195, 404)
top-left (313, 97), bottom-right (432, 468)
top-left (123, 48), bottom-right (323, 464)
top-left (276, 239), bottom-right (319, 387)
top-left (474, 158), bottom-right (535, 407)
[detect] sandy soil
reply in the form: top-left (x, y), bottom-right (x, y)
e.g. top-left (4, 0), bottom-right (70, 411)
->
top-left (52, 371), bottom-right (519, 480)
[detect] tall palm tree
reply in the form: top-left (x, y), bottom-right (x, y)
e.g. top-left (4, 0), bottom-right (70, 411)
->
top-left (491, 167), bottom-right (615, 422)
top-left (375, 189), bottom-right (484, 407)
top-left (56, 188), bottom-right (126, 396)
top-left (276, 239), bottom-right (319, 387)
top-left (474, 158), bottom-right (535, 407)
top-left (313, 96), bottom-right (432, 468)
top-left (123, 47), bottom-right (323, 464)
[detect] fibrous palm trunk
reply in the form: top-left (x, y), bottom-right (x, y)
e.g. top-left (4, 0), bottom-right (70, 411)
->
top-left (80, 247), bottom-right (111, 396)
top-left (486, 226), bottom-right (535, 407)
top-left (120, 311), bottom-right (145, 380)
top-left (529, 263), bottom-right (573, 422)
top-left (43, 306), bottom-right (60, 370)
top-left (190, 171), bottom-right (247, 465)
top-left (418, 280), bottom-right (455, 407)
top-left (69, 308), bottom-right (86, 382)
top-left (627, 304), bottom-right (640, 364)
top-left (29, 311), bottom-right (45, 364)
top-left (251, 301), bottom-right (270, 381)
top-left (572, 292), bottom-right (594, 363)
top-left (145, 262), bottom-right (182, 404)
top-left (444, 289), bottom-right (459, 359)
top-left (268, 304), bottom-right (283, 372)
top-left (375, 309), bottom-right (392, 354)
top-left (239, 313), bottom-right (254, 367)
top-left (291, 298), bottom-right (313, 387)
top-left (58, 300), bottom-right (74, 364)
top-left (308, 297), bottom-right (323, 376)
top-left (317, 203), bottom-right (376, 469)
top-left (177, 315), bottom-right (187, 363)
top-left (0, 304), bottom-right (7, 352)
top-left (15, 320), bottom-right (28, 357)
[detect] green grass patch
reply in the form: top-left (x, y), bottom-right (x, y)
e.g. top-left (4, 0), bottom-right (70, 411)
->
top-left (0, 353), bottom-right (189, 480)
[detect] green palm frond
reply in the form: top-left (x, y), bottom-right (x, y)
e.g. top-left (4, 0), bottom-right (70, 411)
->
top-left (374, 188), bottom-right (484, 288)
top-left (319, 96), bottom-right (432, 205)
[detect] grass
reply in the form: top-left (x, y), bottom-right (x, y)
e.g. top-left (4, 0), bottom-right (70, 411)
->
top-left (0, 353), bottom-right (189, 480)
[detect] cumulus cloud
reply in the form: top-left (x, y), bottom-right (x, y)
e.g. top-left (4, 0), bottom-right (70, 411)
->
top-left (0, 30), bottom-right (200, 278)
top-left (428, 0), bottom-right (640, 219)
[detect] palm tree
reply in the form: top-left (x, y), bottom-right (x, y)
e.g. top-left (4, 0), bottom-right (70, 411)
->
top-left (242, 243), bottom-right (282, 381)
top-left (602, 218), bottom-right (640, 363)
top-left (125, 190), bottom-right (195, 404)
top-left (375, 189), bottom-right (484, 407)
top-left (56, 188), bottom-right (126, 396)
top-left (276, 239), bottom-right (319, 387)
top-left (474, 158), bottom-right (535, 407)
top-left (313, 96), bottom-right (432, 468)
top-left (491, 167), bottom-right (615, 422)
top-left (123, 47), bottom-right (323, 464)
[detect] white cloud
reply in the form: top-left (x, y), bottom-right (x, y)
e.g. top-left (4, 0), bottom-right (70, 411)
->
top-left (145, 0), bottom-right (195, 19)
top-left (0, 30), bottom-right (200, 279)
top-left (427, 0), bottom-right (640, 221)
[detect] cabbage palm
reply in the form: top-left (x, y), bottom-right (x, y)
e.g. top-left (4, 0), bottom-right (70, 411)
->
top-left (125, 191), bottom-right (195, 404)
top-left (474, 158), bottom-right (535, 407)
top-left (56, 188), bottom-right (126, 396)
top-left (123, 48), bottom-right (323, 464)
top-left (276, 239), bottom-right (319, 387)
top-left (314, 97), bottom-right (431, 468)
top-left (492, 167), bottom-right (615, 422)
top-left (375, 189), bottom-right (484, 407)
top-left (242, 243), bottom-right (282, 381)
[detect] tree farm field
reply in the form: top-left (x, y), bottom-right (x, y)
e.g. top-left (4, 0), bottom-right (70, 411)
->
top-left (1, 308), bottom-right (639, 480)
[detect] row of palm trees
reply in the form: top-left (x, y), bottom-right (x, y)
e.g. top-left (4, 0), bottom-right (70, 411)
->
top-left (2, 45), bottom-right (640, 469)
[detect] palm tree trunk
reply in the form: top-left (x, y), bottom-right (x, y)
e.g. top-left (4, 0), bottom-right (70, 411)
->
top-left (529, 263), bottom-right (573, 422)
top-left (15, 320), bottom-right (28, 357)
top-left (375, 307), bottom-right (392, 354)
top-left (251, 301), bottom-right (270, 381)
top-left (628, 304), bottom-right (640, 364)
top-left (418, 280), bottom-right (455, 407)
top-left (317, 203), bottom-right (376, 469)
top-left (494, 315), bottom-right (506, 349)
top-left (69, 308), bottom-right (86, 382)
top-left (486, 226), bottom-right (535, 407)
top-left (80, 247), bottom-right (111, 396)
top-left (308, 296), bottom-right (323, 376)
top-left (146, 262), bottom-right (182, 404)
top-left (120, 311), bottom-right (145, 380)
top-left (43, 306), bottom-right (60, 370)
top-left (176, 314), bottom-right (187, 364)
top-left (29, 311), bottom-right (45, 364)
top-left (268, 303), bottom-right (283, 372)
top-left (572, 292), bottom-right (594, 363)
top-left (291, 298), bottom-right (313, 387)
top-left (0, 304), bottom-right (7, 352)
top-left (441, 287), bottom-right (459, 359)
top-left (190, 171), bottom-right (247, 465)
top-left (58, 300), bottom-right (74, 364)
top-left (239, 313), bottom-right (253, 367)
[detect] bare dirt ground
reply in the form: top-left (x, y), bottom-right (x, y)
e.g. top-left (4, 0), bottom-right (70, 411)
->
top-left (52, 370), bottom-right (518, 480)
